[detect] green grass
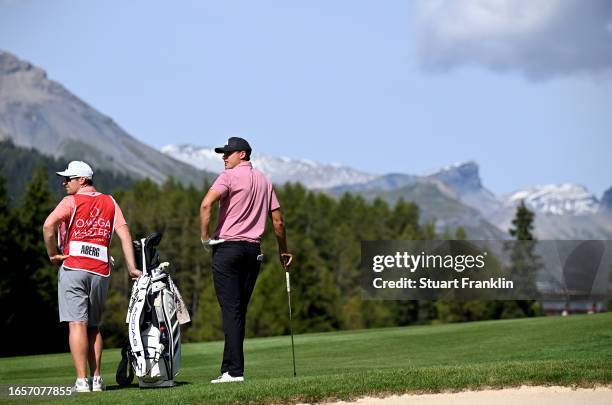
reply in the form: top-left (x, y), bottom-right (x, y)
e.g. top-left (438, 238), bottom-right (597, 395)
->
top-left (1, 313), bottom-right (611, 404)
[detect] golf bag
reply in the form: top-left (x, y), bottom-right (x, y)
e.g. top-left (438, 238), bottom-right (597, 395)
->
top-left (116, 232), bottom-right (190, 388)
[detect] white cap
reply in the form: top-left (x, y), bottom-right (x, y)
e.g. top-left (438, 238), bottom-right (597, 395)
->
top-left (56, 161), bottom-right (94, 179)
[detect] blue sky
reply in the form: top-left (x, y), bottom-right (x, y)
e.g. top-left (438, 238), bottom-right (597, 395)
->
top-left (1, 0), bottom-right (611, 196)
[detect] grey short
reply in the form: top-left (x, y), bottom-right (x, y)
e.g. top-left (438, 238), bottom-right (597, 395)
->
top-left (58, 266), bottom-right (109, 327)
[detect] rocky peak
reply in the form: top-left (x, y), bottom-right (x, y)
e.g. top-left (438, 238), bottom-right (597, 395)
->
top-left (0, 50), bottom-right (45, 78)
top-left (424, 161), bottom-right (482, 194)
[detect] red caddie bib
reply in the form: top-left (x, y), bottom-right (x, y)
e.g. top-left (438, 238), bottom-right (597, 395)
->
top-left (62, 193), bottom-right (116, 276)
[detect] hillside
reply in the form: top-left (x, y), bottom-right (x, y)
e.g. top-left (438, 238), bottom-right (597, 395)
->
top-left (0, 50), bottom-right (213, 186)
top-left (332, 180), bottom-right (509, 240)
top-left (0, 140), bottom-right (134, 204)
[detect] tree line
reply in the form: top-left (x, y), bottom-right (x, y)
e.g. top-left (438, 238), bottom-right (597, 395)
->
top-left (0, 162), bottom-right (539, 356)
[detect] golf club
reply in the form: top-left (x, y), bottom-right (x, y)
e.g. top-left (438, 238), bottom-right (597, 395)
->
top-left (283, 256), bottom-right (297, 377)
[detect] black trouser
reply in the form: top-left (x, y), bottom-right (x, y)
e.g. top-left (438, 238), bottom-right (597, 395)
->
top-left (212, 241), bottom-right (261, 377)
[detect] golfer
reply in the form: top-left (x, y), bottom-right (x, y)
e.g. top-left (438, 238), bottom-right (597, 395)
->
top-left (42, 161), bottom-right (141, 392)
top-left (200, 137), bottom-right (293, 383)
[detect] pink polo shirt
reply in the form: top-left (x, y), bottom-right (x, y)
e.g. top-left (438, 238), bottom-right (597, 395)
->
top-left (211, 161), bottom-right (280, 243)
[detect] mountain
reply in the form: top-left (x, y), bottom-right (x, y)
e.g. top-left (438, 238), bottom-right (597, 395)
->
top-left (0, 140), bottom-right (134, 204)
top-left (162, 145), bottom-right (503, 237)
top-left (329, 161), bottom-right (510, 238)
top-left (334, 161), bottom-right (503, 214)
top-left (164, 142), bottom-right (611, 239)
top-left (331, 173), bottom-right (418, 193)
top-left (424, 161), bottom-right (502, 216)
top-left (424, 161), bottom-right (483, 194)
top-left (490, 207), bottom-right (612, 240)
top-left (501, 184), bottom-right (600, 216)
top-left (423, 165), bottom-right (612, 239)
top-left (162, 144), bottom-right (508, 238)
top-left (484, 184), bottom-right (612, 239)
top-left (0, 50), bottom-right (212, 185)
top-left (335, 180), bottom-right (509, 240)
top-left (3, 50), bottom-right (605, 239)
top-left (161, 144), bottom-right (375, 189)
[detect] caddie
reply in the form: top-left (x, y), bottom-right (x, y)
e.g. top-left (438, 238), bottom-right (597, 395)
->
top-left (42, 161), bottom-right (141, 392)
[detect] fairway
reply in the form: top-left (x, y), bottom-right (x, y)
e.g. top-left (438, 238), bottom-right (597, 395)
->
top-left (1, 313), bottom-right (611, 404)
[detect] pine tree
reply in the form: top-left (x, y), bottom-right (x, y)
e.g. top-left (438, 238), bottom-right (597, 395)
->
top-left (506, 200), bottom-right (541, 317)
top-left (509, 200), bottom-right (535, 240)
top-left (0, 175), bottom-right (17, 344)
top-left (3, 165), bottom-right (64, 355)
top-left (0, 175), bottom-right (11, 284)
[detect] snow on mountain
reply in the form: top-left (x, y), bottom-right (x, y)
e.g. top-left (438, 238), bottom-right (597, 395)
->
top-left (424, 162), bottom-right (604, 218)
top-left (161, 144), bottom-right (223, 172)
top-left (162, 144), bottom-right (612, 239)
top-left (503, 184), bottom-right (600, 216)
top-left (395, 163), bottom-right (612, 238)
top-left (160, 144), bottom-right (376, 189)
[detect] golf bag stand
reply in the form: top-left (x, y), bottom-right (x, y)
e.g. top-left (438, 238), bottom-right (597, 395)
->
top-left (116, 232), bottom-right (184, 388)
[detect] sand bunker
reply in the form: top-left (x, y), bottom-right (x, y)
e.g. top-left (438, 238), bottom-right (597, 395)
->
top-left (323, 385), bottom-right (612, 405)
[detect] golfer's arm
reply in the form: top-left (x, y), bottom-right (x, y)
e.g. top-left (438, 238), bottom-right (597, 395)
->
top-left (200, 189), bottom-right (221, 240)
top-left (115, 224), bottom-right (138, 273)
top-left (42, 216), bottom-right (60, 258)
top-left (271, 208), bottom-right (288, 254)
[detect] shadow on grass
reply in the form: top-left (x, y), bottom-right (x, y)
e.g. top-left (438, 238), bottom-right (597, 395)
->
top-left (107, 381), bottom-right (191, 391)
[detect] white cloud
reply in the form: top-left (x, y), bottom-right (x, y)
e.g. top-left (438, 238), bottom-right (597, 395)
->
top-left (416, 0), bottom-right (612, 79)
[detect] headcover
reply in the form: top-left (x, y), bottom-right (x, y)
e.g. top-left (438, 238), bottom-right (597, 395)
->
top-left (133, 232), bottom-right (163, 272)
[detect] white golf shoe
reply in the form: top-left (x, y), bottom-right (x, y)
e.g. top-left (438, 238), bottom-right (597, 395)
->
top-left (91, 375), bottom-right (105, 392)
top-left (73, 377), bottom-right (91, 393)
top-left (210, 372), bottom-right (244, 384)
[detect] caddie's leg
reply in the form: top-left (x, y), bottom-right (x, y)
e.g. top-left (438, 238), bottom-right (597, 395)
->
top-left (87, 274), bottom-right (109, 377)
top-left (87, 327), bottom-right (103, 377)
top-left (59, 267), bottom-right (91, 379)
top-left (69, 321), bottom-right (89, 379)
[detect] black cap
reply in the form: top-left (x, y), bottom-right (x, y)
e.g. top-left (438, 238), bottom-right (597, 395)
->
top-left (214, 137), bottom-right (252, 154)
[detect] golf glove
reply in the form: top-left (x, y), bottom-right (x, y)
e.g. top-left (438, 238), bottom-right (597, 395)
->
top-left (201, 238), bottom-right (225, 251)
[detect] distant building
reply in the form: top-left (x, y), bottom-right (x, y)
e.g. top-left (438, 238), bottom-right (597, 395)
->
top-left (541, 300), bottom-right (607, 316)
